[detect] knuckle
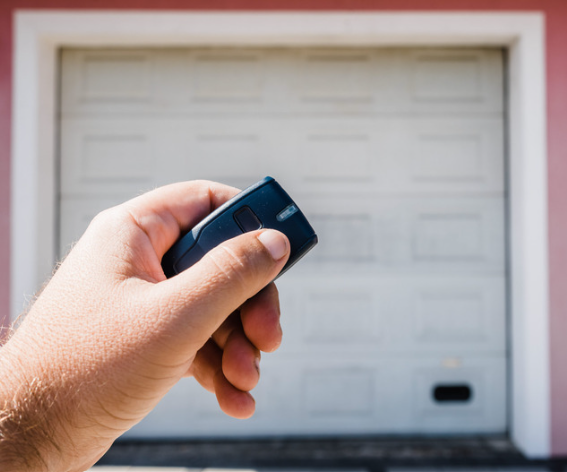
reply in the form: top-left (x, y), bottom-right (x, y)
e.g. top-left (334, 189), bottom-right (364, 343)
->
top-left (88, 206), bottom-right (127, 234)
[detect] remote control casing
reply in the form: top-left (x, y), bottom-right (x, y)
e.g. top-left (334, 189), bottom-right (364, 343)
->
top-left (161, 177), bottom-right (318, 279)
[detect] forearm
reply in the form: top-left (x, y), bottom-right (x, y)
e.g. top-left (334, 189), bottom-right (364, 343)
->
top-left (0, 323), bottom-right (145, 472)
top-left (0, 376), bottom-right (57, 470)
top-left (0, 340), bottom-right (75, 472)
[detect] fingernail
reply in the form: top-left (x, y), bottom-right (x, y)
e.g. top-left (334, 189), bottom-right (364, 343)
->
top-left (258, 230), bottom-right (288, 261)
top-left (254, 357), bottom-right (261, 375)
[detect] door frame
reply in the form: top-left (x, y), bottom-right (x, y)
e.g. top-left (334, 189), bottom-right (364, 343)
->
top-left (11, 11), bottom-right (548, 457)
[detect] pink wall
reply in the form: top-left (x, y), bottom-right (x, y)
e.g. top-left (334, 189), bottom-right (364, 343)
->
top-left (545, 0), bottom-right (567, 456)
top-left (1, 0), bottom-right (566, 456)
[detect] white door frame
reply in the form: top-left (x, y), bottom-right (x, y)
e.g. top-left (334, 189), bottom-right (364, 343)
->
top-left (11, 11), bottom-right (549, 457)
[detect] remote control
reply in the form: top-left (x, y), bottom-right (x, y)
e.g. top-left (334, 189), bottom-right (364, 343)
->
top-left (162, 177), bottom-right (318, 279)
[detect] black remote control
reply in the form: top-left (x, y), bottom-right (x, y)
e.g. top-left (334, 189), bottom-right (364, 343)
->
top-left (162, 177), bottom-right (318, 279)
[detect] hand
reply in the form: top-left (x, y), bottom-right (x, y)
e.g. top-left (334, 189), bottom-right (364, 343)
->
top-left (0, 181), bottom-right (290, 472)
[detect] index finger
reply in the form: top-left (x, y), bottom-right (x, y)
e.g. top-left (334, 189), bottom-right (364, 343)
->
top-left (121, 180), bottom-right (240, 258)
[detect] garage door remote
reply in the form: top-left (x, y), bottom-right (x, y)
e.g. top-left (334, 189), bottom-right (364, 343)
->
top-left (161, 176), bottom-right (318, 279)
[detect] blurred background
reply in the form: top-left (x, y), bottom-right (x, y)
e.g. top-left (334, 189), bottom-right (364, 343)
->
top-left (2, 2), bottom-right (567, 470)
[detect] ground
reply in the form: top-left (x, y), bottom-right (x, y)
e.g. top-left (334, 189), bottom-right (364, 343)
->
top-left (92, 437), bottom-right (567, 471)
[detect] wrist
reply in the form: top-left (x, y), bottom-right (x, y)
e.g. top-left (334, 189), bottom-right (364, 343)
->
top-left (0, 339), bottom-right (68, 472)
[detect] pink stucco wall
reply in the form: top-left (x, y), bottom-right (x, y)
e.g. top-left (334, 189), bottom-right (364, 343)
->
top-left (545, 0), bottom-right (567, 456)
top-left (0, 0), bottom-right (566, 456)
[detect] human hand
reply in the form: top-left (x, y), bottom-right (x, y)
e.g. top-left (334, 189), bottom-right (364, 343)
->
top-left (0, 181), bottom-right (290, 472)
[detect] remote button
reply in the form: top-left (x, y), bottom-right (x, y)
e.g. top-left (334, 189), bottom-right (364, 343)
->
top-left (234, 206), bottom-right (263, 232)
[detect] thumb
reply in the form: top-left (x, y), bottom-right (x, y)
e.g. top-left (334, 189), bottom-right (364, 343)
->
top-left (152, 229), bottom-right (290, 351)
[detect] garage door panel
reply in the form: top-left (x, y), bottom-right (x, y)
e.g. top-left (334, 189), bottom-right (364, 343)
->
top-left (398, 118), bottom-right (504, 194)
top-left (159, 49), bottom-right (283, 114)
top-left (60, 118), bottom-right (184, 196)
top-left (408, 198), bottom-right (504, 269)
top-left (410, 358), bottom-right (507, 433)
top-left (276, 274), bottom-right (505, 356)
top-left (63, 49), bottom-right (276, 114)
top-left (299, 129), bottom-right (378, 183)
top-left (291, 49), bottom-right (381, 106)
top-left (126, 356), bottom-right (505, 438)
top-left (397, 49), bottom-right (504, 114)
top-left (183, 120), bottom-right (284, 189)
top-left (286, 48), bottom-right (503, 115)
top-left (189, 50), bottom-right (268, 102)
top-left (405, 276), bottom-right (506, 352)
top-left (62, 48), bottom-right (502, 116)
top-left (62, 48), bottom-right (286, 115)
top-left (290, 118), bottom-right (502, 196)
top-left (275, 276), bottom-right (383, 355)
top-left (299, 290), bottom-right (381, 346)
top-left (61, 49), bottom-right (159, 115)
top-left (61, 117), bottom-right (503, 197)
top-left (298, 196), bottom-right (505, 274)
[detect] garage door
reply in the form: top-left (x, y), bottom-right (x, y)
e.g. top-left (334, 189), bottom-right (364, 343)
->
top-left (59, 47), bottom-right (506, 437)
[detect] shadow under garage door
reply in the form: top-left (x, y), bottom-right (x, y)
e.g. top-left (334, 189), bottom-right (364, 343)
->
top-left (59, 46), bottom-right (507, 437)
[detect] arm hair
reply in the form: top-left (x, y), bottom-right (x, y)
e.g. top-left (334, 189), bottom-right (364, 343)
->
top-left (0, 251), bottom-right (73, 471)
top-left (0, 377), bottom-right (63, 471)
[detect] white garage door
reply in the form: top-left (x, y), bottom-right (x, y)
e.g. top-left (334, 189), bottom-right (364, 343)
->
top-left (59, 47), bottom-right (506, 437)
